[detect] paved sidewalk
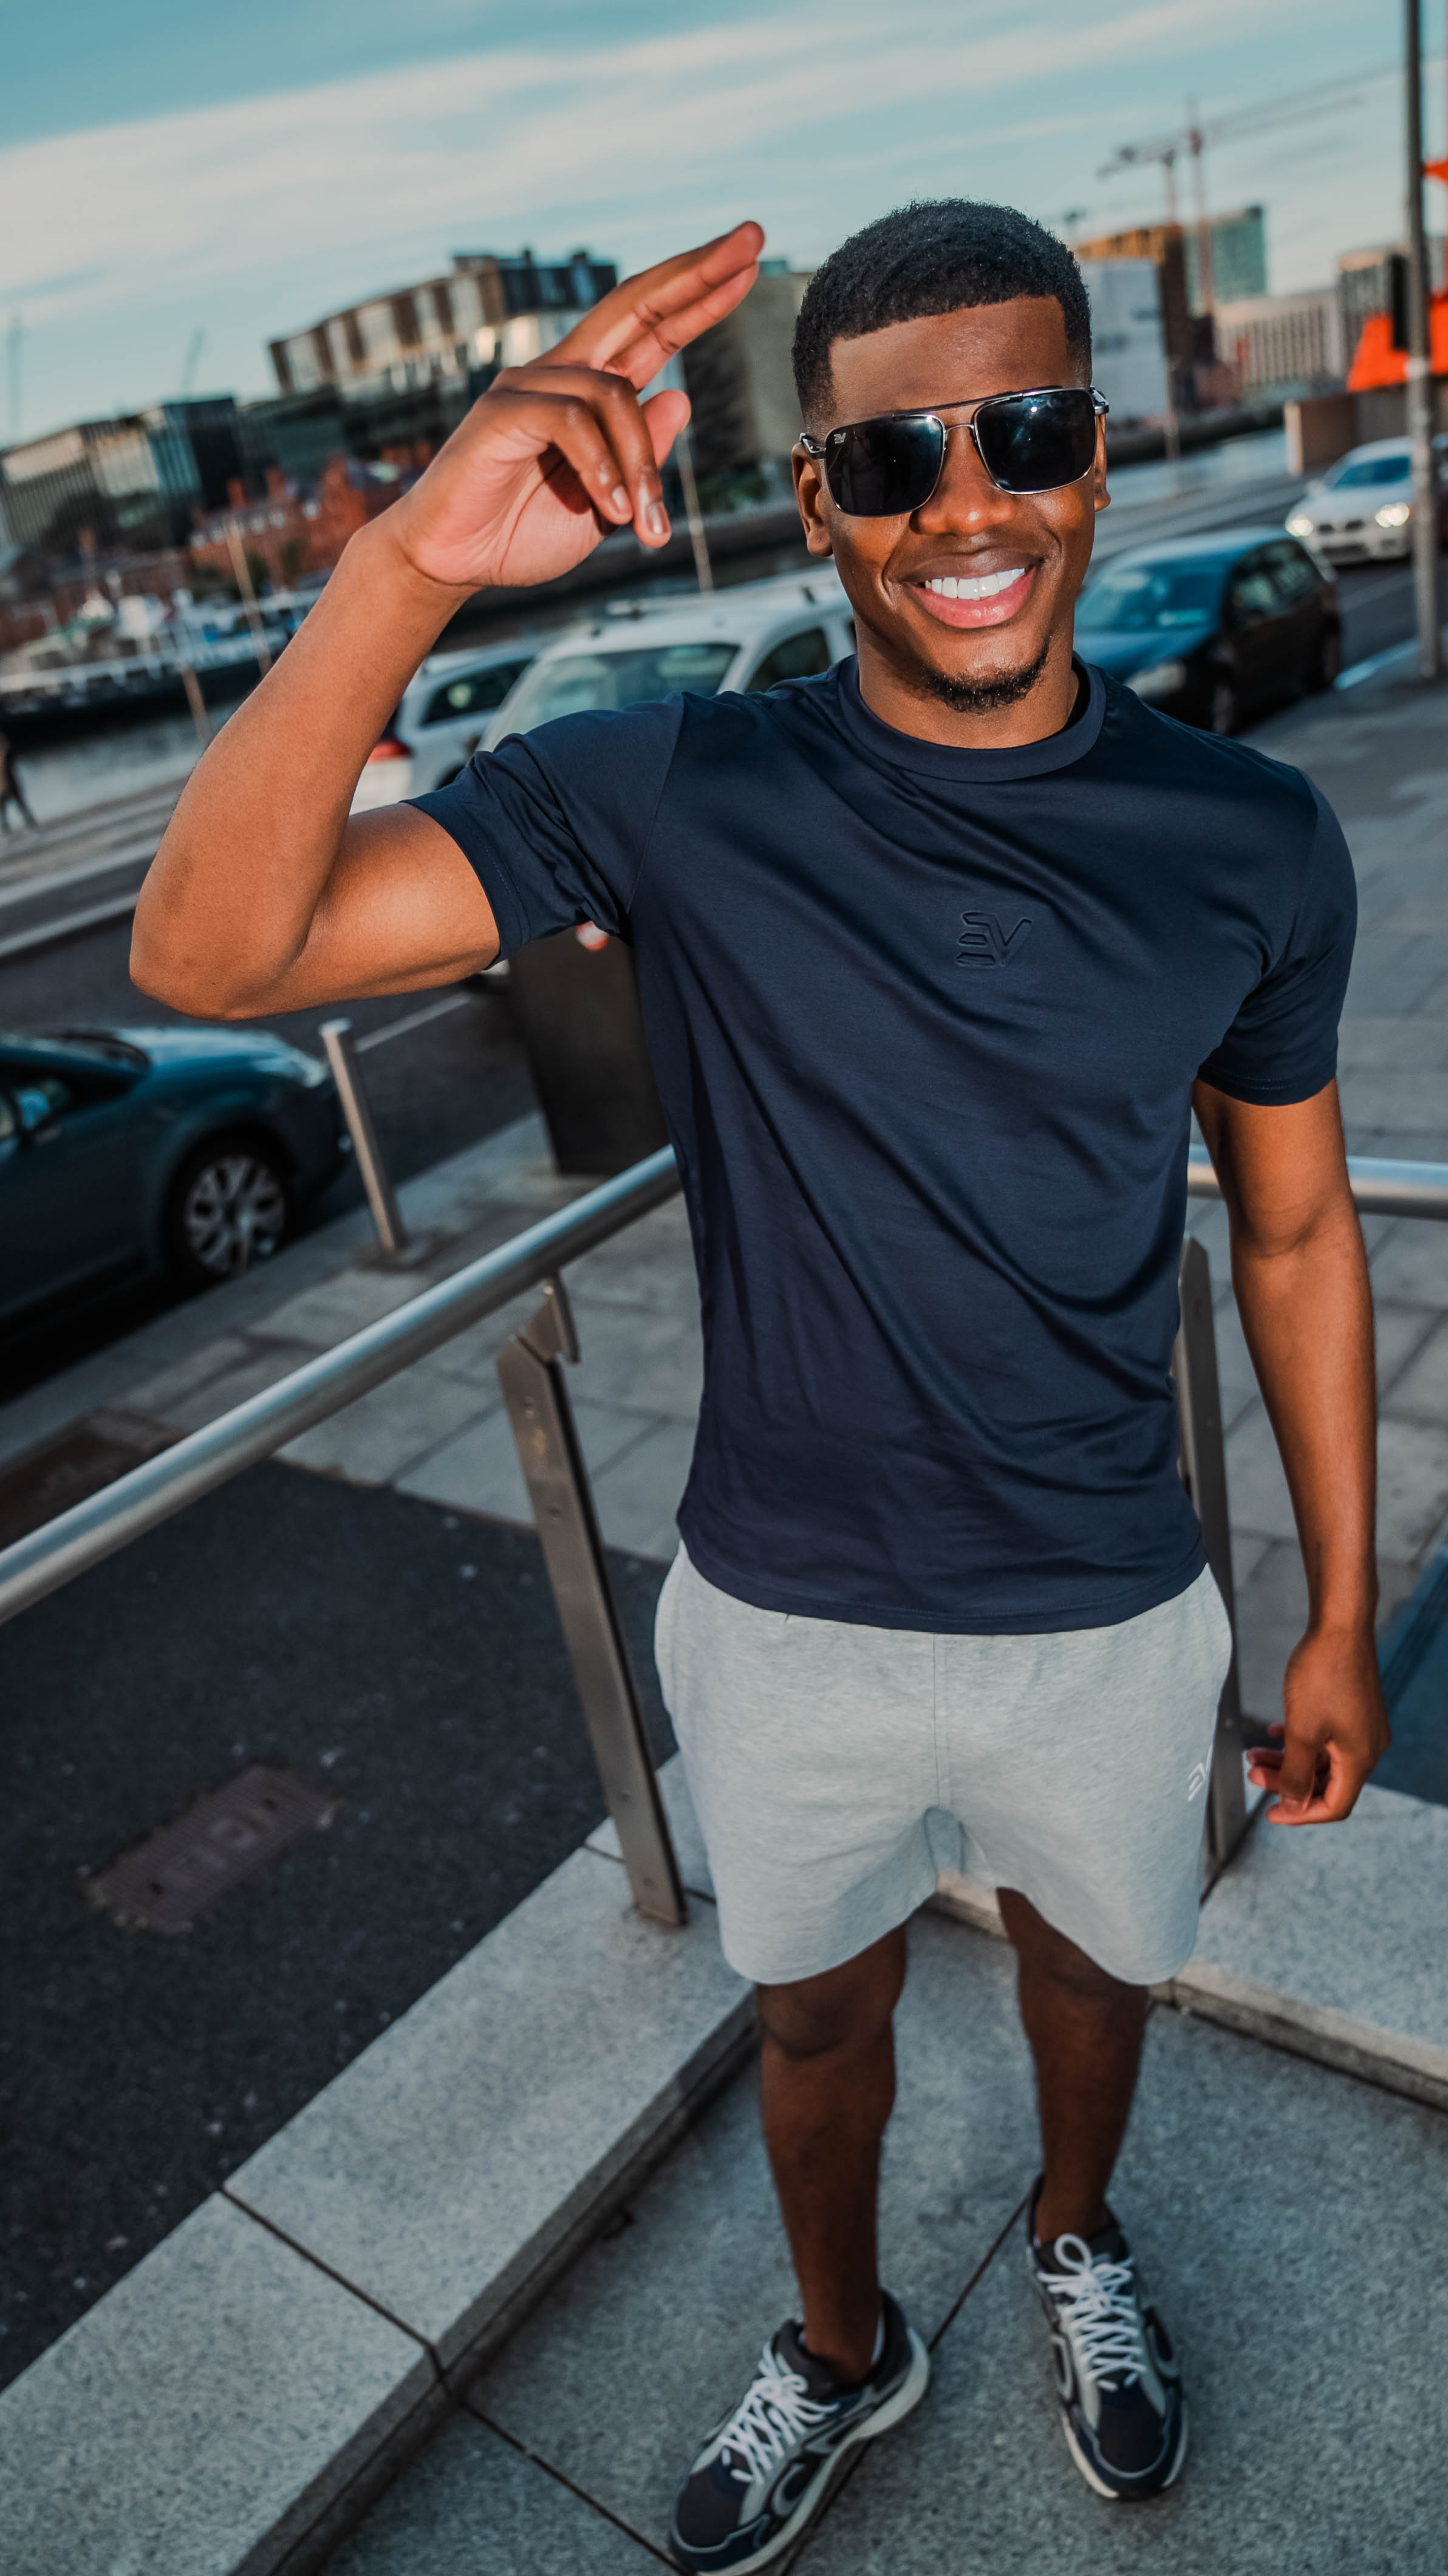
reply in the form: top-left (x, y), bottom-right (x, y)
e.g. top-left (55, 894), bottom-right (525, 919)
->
top-left (326, 1911), bottom-right (1446, 2576)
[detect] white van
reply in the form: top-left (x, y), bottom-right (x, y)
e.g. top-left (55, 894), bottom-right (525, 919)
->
top-left (351, 637), bottom-right (541, 812)
top-left (481, 574), bottom-right (855, 749)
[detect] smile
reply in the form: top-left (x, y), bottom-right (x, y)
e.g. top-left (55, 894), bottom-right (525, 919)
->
top-left (912, 564), bottom-right (1037, 629)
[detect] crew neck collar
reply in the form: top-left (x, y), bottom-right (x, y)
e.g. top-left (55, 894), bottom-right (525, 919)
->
top-left (835, 654), bottom-right (1106, 781)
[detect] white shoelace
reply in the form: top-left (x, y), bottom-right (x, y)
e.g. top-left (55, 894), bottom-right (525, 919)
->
top-left (1039, 2236), bottom-right (1149, 2390)
top-left (719, 2345), bottom-right (833, 2485)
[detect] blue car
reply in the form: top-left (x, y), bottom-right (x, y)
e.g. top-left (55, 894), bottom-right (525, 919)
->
top-left (1076, 527), bottom-right (1340, 736)
top-left (0, 1024), bottom-right (348, 1332)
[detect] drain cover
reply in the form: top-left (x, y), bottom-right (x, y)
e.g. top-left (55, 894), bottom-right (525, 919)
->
top-left (81, 1764), bottom-right (338, 1935)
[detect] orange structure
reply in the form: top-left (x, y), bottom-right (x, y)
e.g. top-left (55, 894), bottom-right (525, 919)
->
top-left (1348, 297), bottom-right (1448, 389)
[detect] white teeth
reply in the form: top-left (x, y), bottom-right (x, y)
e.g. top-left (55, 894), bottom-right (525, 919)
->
top-left (923, 567), bottom-right (1026, 600)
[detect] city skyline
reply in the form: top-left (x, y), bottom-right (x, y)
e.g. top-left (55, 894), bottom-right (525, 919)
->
top-left (1, 0), bottom-right (1432, 442)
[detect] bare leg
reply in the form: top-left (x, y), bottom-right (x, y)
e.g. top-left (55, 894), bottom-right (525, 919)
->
top-left (997, 1889), bottom-right (1148, 2244)
top-left (756, 1925), bottom-right (907, 2381)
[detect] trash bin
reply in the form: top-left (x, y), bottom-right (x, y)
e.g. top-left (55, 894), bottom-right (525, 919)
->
top-left (507, 925), bottom-right (671, 1176)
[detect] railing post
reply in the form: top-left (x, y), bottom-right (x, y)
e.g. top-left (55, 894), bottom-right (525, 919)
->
top-left (497, 1277), bottom-right (687, 1928)
top-left (1173, 1236), bottom-right (1251, 1874)
top-left (320, 1017), bottom-right (408, 1257)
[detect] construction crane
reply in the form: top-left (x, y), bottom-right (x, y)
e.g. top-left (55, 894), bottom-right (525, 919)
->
top-left (1099, 67), bottom-right (1392, 314)
top-left (5, 313), bottom-right (22, 445)
top-left (179, 326), bottom-right (207, 398)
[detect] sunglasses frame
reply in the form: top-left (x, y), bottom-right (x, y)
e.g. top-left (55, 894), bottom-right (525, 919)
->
top-left (799, 385), bottom-right (1110, 514)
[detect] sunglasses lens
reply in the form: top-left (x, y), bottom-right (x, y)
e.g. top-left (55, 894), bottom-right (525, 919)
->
top-left (972, 389), bottom-right (1097, 493)
top-left (826, 416), bottom-right (944, 515)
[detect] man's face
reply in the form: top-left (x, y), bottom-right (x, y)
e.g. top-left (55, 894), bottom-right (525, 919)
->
top-left (794, 295), bottom-right (1106, 714)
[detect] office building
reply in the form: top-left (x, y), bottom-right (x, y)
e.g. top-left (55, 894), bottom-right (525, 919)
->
top-left (1075, 259), bottom-right (1169, 423)
top-left (1184, 206), bottom-right (1267, 314)
top-left (268, 251), bottom-right (616, 400)
top-left (1216, 288), bottom-right (1345, 397)
top-left (679, 261), bottom-right (814, 484)
top-left (0, 398), bottom-right (247, 560)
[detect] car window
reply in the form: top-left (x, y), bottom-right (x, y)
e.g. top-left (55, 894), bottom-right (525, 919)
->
top-left (1264, 541), bottom-right (1319, 601)
top-left (744, 626), bottom-right (832, 691)
top-left (12, 1075), bottom-right (71, 1131)
top-left (499, 641), bottom-right (739, 730)
top-left (1323, 453), bottom-right (1411, 488)
top-left (1076, 560), bottom-right (1227, 632)
top-left (420, 660), bottom-right (531, 725)
top-left (1225, 558), bottom-right (1279, 618)
top-left (0, 1092), bottom-right (15, 1145)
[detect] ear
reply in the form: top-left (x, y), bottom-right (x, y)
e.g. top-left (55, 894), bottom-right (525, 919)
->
top-left (793, 444), bottom-right (835, 558)
top-left (1091, 417), bottom-right (1110, 518)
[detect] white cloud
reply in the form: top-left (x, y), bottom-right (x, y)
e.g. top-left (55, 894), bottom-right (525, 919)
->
top-left (0, 0), bottom-right (1399, 430)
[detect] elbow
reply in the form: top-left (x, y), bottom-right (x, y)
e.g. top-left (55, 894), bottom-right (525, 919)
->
top-left (129, 911), bottom-right (257, 1021)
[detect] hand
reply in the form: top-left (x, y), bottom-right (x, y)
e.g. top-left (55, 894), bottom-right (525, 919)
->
top-left (384, 222), bottom-right (763, 595)
top-left (1246, 1623), bottom-right (1390, 1826)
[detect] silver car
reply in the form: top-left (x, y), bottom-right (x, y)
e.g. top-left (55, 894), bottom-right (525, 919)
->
top-left (351, 638), bottom-right (541, 814)
top-left (1286, 437), bottom-right (1447, 566)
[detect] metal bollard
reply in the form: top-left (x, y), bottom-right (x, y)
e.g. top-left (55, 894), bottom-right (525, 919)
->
top-left (320, 1017), bottom-right (408, 1257)
top-left (1173, 1236), bottom-right (1250, 1874)
top-left (498, 1277), bottom-right (687, 1927)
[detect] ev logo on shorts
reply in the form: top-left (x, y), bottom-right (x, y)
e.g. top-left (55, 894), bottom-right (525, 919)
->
top-left (1186, 1759), bottom-right (1209, 1803)
top-left (958, 909), bottom-right (1033, 967)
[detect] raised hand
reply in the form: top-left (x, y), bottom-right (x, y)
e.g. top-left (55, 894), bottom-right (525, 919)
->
top-left (387, 222), bottom-right (764, 595)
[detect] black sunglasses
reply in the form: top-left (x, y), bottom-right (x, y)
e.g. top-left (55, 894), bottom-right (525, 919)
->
top-left (799, 386), bottom-right (1108, 516)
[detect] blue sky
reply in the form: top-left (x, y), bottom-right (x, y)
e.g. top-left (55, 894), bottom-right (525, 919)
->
top-left (0, 1), bottom-right (1427, 439)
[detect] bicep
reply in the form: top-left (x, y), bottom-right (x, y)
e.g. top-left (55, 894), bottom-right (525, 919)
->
top-left (1194, 1078), bottom-right (1352, 1254)
top-left (236, 806), bottom-right (500, 1014)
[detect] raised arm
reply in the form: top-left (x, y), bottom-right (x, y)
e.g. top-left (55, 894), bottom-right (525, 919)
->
top-left (1194, 1076), bottom-right (1389, 1824)
top-left (131, 222), bottom-right (763, 1019)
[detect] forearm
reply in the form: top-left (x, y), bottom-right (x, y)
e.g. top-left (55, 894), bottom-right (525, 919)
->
top-left (1231, 1199), bottom-right (1377, 1630)
top-left (132, 515), bottom-right (471, 1013)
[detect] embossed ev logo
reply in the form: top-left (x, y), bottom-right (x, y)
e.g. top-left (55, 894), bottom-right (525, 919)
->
top-left (1186, 1760), bottom-right (1209, 1804)
top-left (957, 909), bottom-right (1033, 967)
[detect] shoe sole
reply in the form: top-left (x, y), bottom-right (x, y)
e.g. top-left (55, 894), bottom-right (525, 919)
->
top-left (671, 2328), bottom-right (932, 2574)
top-left (1060, 2399), bottom-right (1189, 2503)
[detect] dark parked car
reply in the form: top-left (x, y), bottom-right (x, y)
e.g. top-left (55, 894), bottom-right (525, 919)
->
top-left (1075, 529), bottom-right (1340, 735)
top-left (0, 1024), bottom-right (347, 1331)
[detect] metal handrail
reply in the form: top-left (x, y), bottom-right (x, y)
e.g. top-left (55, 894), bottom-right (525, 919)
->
top-left (2, 1142), bottom-right (1446, 1634)
top-left (0, 1146), bottom-right (680, 1629)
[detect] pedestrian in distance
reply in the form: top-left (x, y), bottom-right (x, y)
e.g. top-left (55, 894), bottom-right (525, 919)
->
top-left (134, 202), bottom-right (1389, 2571)
top-left (0, 729), bottom-right (37, 831)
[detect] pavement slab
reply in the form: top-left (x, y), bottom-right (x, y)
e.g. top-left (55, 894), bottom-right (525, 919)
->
top-left (0, 2191), bottom-right (436, 2576)
top-left (325, 2413), bottom-right (658, 2575)
top-left (468, 1917), bottom-right (1039, 2555)
top-left (792, 2006), bottom-right (1447, 2576)
top-left (227, 1845), bottom-right (751, 2374)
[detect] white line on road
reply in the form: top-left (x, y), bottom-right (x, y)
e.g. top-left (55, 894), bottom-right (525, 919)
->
top-left (354, 993), bottom-right (474, 1050)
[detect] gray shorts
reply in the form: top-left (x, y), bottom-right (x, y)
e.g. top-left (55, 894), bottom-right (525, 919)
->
top-left (654, 1546), bottom-right (1234, 1990)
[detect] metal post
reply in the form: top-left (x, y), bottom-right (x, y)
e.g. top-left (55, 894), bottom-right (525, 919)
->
top-left (675, 430), bottom-right (714, 594)
top-left (1173, 1237), bottom-right (1249, 1872)
top-left (1405, 0), bottom-right (1443, 680)
top-left (178, 660), bottom-right (211, 749)
top-left (320, 1017), bottom-right (408, 1256)
top-left (225, 522), bottom-right (273, 677)
top-left (498, 1278), bottom-right (686, 1927)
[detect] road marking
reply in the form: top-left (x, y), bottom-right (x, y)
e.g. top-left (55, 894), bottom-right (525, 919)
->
top-left (1336, 635), bottom-right (1430, 690)
top-left (354, 993), bottom-right (474, 1050)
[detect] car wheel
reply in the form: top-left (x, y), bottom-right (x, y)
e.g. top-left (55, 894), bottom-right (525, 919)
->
top-left (164, 1136), bottom-right (292, 1287)
top-left (1309, 625), bottom-right (1342, 693)
top-left (1207, 678), bottom-right (1238, 736)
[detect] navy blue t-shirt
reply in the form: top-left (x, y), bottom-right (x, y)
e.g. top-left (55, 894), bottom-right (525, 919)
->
top-left (413, 660), bottom-right (1354, 1634)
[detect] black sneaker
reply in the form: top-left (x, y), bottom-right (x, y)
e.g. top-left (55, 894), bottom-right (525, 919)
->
top-left (1026, 2183), bottom-right (1186, 2501)
top-left (668, 2290), bottom-right (929, 2572)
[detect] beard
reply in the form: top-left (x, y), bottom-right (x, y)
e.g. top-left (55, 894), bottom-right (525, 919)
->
top-left (917, 634), bottom-right (1053, 716)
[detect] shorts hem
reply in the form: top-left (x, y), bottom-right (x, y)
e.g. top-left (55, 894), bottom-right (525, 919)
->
top-left (714, 1860), bottom-right (940, 1988)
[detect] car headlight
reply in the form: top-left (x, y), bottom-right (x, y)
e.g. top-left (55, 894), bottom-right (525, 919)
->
top-left (1129, 659), bottom-right (1188, 702)
top-left (1286, 512), bottom-right (1315, 536)
top-left (1375, 500), bottom-right (1412, 528)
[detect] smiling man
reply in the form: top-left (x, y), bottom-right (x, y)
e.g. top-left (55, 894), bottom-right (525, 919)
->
top-left (134, 200), bottom-right (1387, 2567)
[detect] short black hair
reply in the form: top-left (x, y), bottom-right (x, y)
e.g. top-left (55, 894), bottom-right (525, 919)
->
top-left (792, 199), bottom-right (1091, 423)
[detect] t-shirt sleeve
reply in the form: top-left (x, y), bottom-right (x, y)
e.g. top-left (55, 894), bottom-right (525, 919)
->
top-left (406, 695), bottom-right (685, 957)
top-left (1197, 781), bottom-right (1356, 1106)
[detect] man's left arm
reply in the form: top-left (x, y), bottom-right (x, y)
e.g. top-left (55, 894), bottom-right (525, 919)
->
top-left (1193, 1077), bottom-right (1390, 1824)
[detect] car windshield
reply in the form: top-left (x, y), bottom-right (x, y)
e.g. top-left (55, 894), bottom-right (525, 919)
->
top-left (1076, 560), bottom-right (1226, 633)
top-left (39, 1030), bottom-right (148, 1069)
top-left (1322, 453), bottom-right (1411, 488)
top-left (499, 641), bottom-right (739, 729)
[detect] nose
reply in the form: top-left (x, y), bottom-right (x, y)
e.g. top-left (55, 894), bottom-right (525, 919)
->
top-left (912, 420), bottom-right (1014, 532)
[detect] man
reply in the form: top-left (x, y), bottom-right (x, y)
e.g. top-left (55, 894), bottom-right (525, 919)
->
top-left (134, 201), bottom-right (1387, 2567)
top-left (0, 730), bottom-right (37, 832)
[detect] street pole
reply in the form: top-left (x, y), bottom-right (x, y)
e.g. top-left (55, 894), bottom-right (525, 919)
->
top-left (225, 522), bottom-right (273, 677)
top-left (1405, 0), bottom-right (1443, 679)
top-left (675, 426), bottom-right (714, 594)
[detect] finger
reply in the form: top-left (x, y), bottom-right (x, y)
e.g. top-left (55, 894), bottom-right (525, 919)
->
top-left (487, 386), bottom-right (644, 534)
top-left (641, 386), bottom-right (692, 462)
top-left (1271, 1722), bottom-right (1325, 1817)
top-left (566, 222), bottom-right (765, 387)
top-left (499, 369), bottom-right (670, 543)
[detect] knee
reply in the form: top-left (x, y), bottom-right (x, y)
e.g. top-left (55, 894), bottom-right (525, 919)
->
top-left (757, 1930), bottom-right (906, 2064)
